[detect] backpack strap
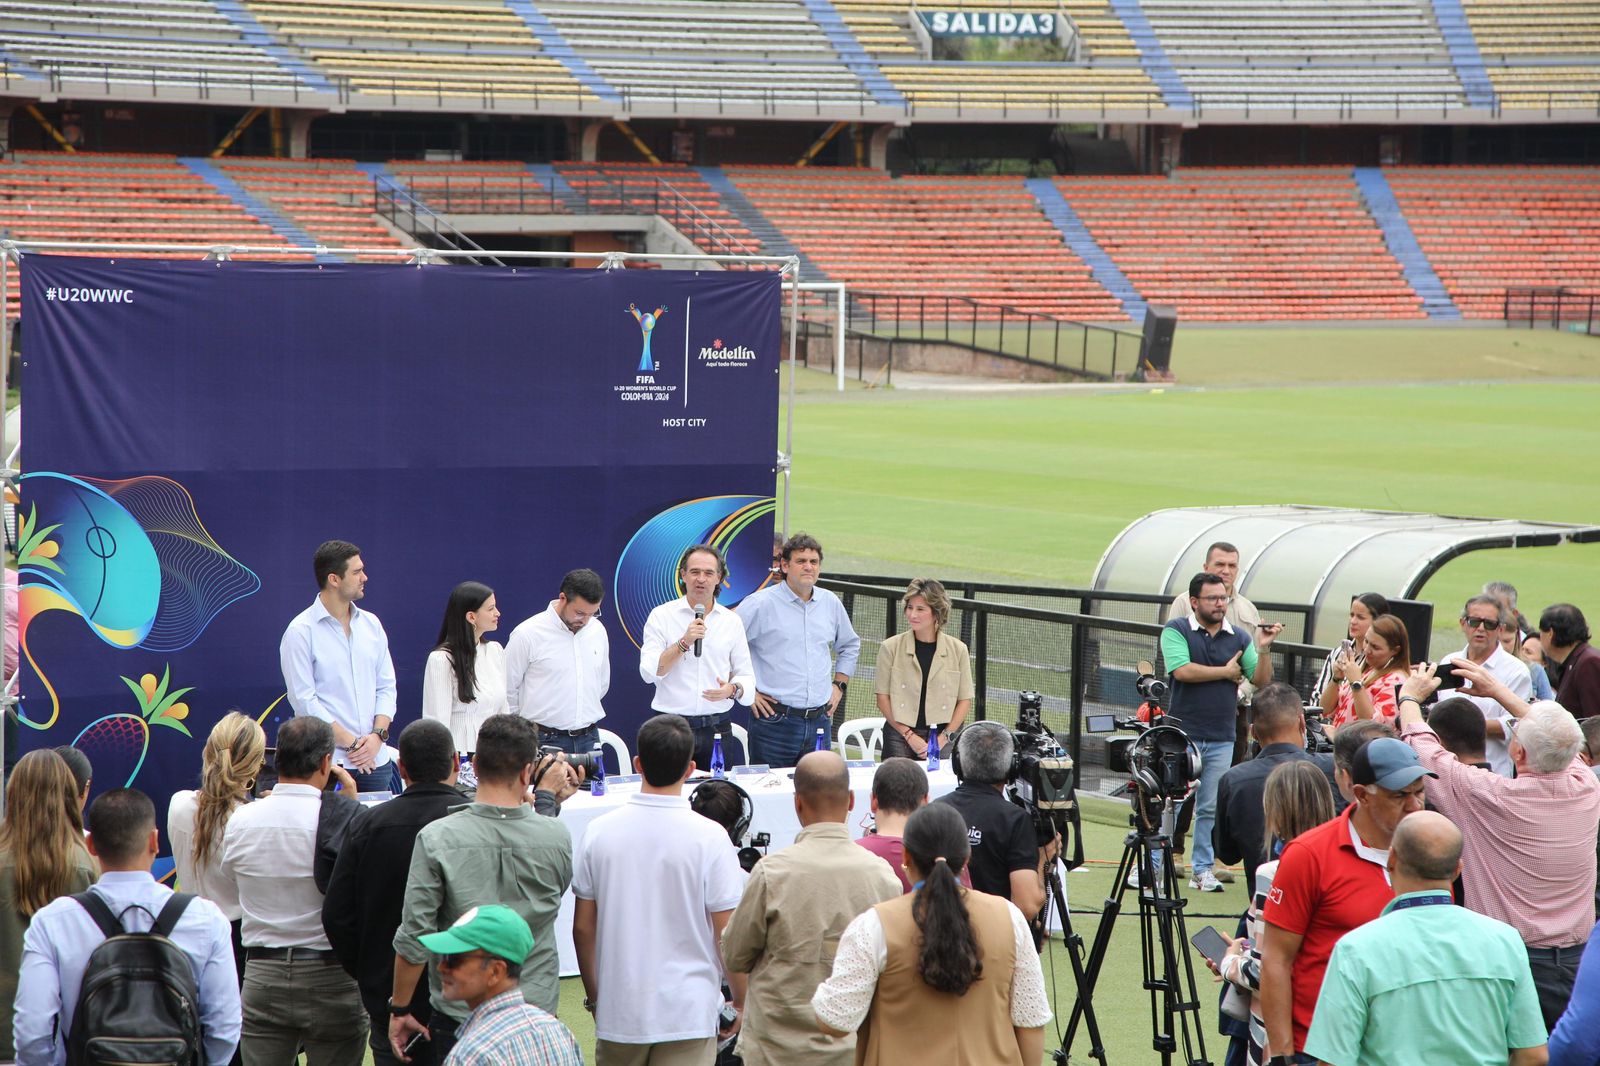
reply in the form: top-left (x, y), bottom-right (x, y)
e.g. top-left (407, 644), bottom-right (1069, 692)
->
top-left (151, 892), bottom-right (195, 939)
top-left (72, 891), bottom-right (126, 941)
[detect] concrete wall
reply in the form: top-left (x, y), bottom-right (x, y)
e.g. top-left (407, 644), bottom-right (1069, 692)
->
top-left (793, 327), bottom-right (1081, 383)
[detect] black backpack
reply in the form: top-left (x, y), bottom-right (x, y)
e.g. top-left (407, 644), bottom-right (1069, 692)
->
top-left (66, 890), bottom-right (204, 1066)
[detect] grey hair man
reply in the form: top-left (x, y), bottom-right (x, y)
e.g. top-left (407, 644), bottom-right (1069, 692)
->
top-left (934, 723), bottom-right (1058, 919)
top-left (1399, 666), bottom-right (1600, 1034)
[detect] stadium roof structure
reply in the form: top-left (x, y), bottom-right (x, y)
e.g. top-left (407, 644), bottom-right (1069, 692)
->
top-left (1092, 505), bottom-right (1600, 646)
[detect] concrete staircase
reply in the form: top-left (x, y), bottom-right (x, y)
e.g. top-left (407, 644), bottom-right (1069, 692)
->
top-left (1353, 167), bottom-right (1461, 319)
top-left (1025, 178), bottom-right (1146, 321)
top-left (695, 168), bottom-right (831, 281)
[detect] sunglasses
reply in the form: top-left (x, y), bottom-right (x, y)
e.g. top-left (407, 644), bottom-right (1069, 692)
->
top-left (1462, 617), bottom-right (1501, 630)
top-left (439, 951), bottom-right (493, 970)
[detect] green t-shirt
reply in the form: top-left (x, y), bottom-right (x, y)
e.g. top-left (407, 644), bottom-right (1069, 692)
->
top-left (1305, 891), bottom-right (1547, 1066)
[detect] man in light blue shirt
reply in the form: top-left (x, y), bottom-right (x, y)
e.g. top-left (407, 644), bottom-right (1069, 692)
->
top-left (737, 532), bottom-right (861, 769)
top-left (280, 539), bottom-right (397, 792)
top-left (15, 788), bottom-right (240, 1066)
top-left (1305, 810), bottom-right (1548, 1066)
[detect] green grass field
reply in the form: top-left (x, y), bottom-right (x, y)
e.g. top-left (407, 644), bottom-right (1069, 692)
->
top-left (778, 327), bottom-right (1600, 653)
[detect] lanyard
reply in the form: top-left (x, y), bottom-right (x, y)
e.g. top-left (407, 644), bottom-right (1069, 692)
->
top-left (1388, 892), bottom-right (1452, 912)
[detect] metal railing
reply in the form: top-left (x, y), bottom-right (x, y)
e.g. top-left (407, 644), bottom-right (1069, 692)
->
top-left (838, 290), bottom-right (1141, 380)
top-left (817, 577), bottom-right (1331, 774)
top-left (1504, 286), bottom-right (1600, 336)
top-left (371, 178), bottom-right (504, 266)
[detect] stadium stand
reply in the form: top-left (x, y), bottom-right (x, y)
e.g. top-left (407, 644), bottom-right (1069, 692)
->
top-left (382, 160), bottom-right (574, 216)
top-left (0, 151), bottom-right (296, 318)
top-left (831, 0), bottom-right (1141, 60)
top-left (0, 0), bottom-right (303, 95)
top-left (1139, 0), bottom-right (1470, 111)
top-left (725, 166), bottom-right (1126, 320)
top-left (1054, 168), bottom-right (1426, 320)
top-left (553, 161), bottom-right (764, 254)
top-left (1383, 166), bottom-right (1600, 317)
top-left (241, 0), bottom-right (597, 104)
top-left (536, 0), bottom-right (870, 109)
top-left (213, 158), bottom-right (408, 256)
top-left (1461, 0), bottom-right (1600, 108)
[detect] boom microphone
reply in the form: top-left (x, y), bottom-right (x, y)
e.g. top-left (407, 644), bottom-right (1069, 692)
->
top-left (692, 603), bottom-right (706, 657)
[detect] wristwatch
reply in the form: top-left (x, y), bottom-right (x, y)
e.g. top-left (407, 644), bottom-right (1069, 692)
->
top-left (1349, 679), bottom-right (1366, 691)
top-left (388, 997), bottom-right (411, 1017)
top-left (834, 680), bottom-right (848, 695)
top-left (373, 725), bottom-right (389, 743)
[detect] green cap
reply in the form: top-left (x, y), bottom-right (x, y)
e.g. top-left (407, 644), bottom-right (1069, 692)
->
top-left (419, 905), bottom-right (533, 964)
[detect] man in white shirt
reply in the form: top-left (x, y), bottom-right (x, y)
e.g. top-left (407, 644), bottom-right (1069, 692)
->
top-left (573, 714), bottom-right (747, 1066)
top-left (15, 788), bottom-right (240, 1066)
top-left (1443, 595), bottom-right (1533, 776)
top-left (638, 544), bottom-right (757, 770)
top-left (280, 539), bottom-right (397, 793)
top-left (505, 568), bottom-right (611, 759)
top-left (218, 716), bottom-right (369, 1066)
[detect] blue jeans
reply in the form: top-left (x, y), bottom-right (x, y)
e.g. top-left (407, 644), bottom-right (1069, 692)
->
top-left (537, 725), bottom-right (602, 760)
top-left (347, 765), bottom-right (398, 794)
top-left (748, 712), bottom-right (826, 768)
top-left (1190, 738), bottom-right (1235, 874)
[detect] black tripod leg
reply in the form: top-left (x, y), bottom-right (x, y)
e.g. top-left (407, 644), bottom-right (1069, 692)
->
top-left (1048, 869), bottom-right (1106, 1066)
top-left (1064, 833), bottom-right (1138, 1058)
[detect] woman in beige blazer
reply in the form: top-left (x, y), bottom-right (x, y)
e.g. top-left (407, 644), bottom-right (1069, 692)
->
top-left (875, 578), bottom-right (974, 760)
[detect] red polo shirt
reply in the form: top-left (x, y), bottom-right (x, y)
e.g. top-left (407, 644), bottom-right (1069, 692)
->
top-left (1261, 804), bottom-right (1394, 1052)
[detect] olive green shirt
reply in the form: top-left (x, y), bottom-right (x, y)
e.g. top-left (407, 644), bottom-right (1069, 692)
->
top-left (0, 848), bottom-right (97, 1059)
top-left (722, 822), bottom-right (903, 1066)
top-left (393, 802), bottom-right (572, 1019)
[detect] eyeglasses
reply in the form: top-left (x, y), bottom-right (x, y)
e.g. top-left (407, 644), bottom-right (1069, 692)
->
top-left (1196, 595), bottom-right (1231, 604)
top-left (1462, 617), bottom-right (1501, 630)
top-left (439, 951), bottom-right (493, 971)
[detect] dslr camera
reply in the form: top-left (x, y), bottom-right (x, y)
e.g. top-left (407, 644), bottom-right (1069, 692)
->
top-left (1005, 691), bottom-right (1078, 850)
top-left (539, 745), bottom-right (601, 779)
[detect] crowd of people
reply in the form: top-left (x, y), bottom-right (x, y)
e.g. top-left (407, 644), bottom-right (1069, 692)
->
top-left (3, 531), bottom-right (1600, 1066)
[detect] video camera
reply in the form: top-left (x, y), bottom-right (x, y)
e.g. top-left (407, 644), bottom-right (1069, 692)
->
top-left (1005, 691), bottom-right (1079, 853)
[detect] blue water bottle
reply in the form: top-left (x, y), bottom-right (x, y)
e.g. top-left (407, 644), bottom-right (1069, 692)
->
top-left (927, 726), bottom-right (940, 772)
top-left (711, 732), bottom-right (726, 779)
top-left (589, 743), bottom-right (606, 797)
top-left (814, 726), bottom-right (828, 752)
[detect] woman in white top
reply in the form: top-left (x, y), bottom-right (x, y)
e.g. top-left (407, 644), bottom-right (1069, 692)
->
top-left (167, 711), bottom-right (266, 980)
top-left (422, 581), bottom-right (507, 757)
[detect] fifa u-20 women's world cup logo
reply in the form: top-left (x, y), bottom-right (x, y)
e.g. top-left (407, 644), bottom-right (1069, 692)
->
top-left (628, 302), bottom-right (667, 372)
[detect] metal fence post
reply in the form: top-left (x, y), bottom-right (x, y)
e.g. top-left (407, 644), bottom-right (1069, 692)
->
top-left (974, 612), bottom-right (989, 721)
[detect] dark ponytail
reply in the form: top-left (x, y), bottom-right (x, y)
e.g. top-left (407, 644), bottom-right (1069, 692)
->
top-left (904, 802), bottom-right (981, 996)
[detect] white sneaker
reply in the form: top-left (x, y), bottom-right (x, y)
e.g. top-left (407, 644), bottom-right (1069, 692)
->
top-left (1190, 870), bottom-right (1224, 893)
top-left (1126, 867), bottom-right (1141, 889)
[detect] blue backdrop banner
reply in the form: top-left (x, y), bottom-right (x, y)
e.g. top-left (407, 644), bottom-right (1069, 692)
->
top-left (15, 256), bottom-right (781, 862)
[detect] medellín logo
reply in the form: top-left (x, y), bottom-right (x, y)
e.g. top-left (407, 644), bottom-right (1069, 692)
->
top-left (698, 337), bottom-right (758, 368)
top-left (613, 495), bottom-right (776, 648)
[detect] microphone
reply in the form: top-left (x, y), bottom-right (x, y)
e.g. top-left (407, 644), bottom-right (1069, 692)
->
top-left (692, 604), bottom-right (706, 657)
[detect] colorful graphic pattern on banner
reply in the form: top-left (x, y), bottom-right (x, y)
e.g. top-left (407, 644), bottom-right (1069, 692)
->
top-left (16, 256), bottom-right (781, 859)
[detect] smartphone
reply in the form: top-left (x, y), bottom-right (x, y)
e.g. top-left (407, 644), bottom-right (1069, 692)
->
top-left (1434, 661), bottom-right (1467, 691)
top-left (1190, 925), bottom-right (1230, 966)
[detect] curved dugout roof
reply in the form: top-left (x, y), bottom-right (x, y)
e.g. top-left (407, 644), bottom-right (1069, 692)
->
top-left (1092, 505), bottom-right (1600, 647)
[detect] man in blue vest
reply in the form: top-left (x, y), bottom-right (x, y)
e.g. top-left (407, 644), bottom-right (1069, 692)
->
top-left (1161, 571), bottom-right (1279, 893)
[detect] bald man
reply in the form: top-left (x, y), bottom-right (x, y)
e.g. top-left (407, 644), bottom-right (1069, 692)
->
top-left (1305, 812), bottom-right (1548, 1066)
top-left (721, 752), bottom-right (900, 1066)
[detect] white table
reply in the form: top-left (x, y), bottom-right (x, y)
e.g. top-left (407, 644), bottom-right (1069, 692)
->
top-left (552, 764), bottom-right (961, 975)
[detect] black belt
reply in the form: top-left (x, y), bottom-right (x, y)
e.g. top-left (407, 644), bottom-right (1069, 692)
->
top-left (538, 724), bottom-right (599, 738)
top-left (1525, 943), bottom-right (1584, 961)
top-left (771, 702), bottom-right (832, 720)
top-left (246, 946), bottom-right (339, 963)
top-left (680, 712), bottom-right (730, 730)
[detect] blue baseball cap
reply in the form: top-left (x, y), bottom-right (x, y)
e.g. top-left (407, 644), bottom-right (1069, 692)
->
top-left (1351, 737), bottom-right (1437, 791)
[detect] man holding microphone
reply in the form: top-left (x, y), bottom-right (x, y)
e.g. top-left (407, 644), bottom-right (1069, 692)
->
top-left (639, 543), bottom-right (757, 770)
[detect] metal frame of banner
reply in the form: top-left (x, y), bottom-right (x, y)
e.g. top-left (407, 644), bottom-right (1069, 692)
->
top-left (0, 240), bottom-right (801, 795)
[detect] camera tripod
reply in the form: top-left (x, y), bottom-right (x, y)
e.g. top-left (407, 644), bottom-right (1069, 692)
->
top-left (1062, 795), bottom-right (1211, 1066)
top-left (1041, 837), bottom-right (1105, 1066)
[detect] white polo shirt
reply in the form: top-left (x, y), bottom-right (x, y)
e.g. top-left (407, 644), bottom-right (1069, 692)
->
top-left (572, 792), bottom-right (745, 1043)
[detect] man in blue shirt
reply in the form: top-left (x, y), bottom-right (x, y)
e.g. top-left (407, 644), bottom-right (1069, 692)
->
top-left (737, 532), bottom-right (861, 768)
top-left (1160, 571), bottom-right (1278, 893)
top-left (15, 788), bottom-right (240, 1066)
top-left (1305, 810), bottom-right (1547, 1066)
top-left (281, 539), bottom-right (397, 792)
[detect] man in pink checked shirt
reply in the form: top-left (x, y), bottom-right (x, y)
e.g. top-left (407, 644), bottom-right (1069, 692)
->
top-left (1397, 660), bottom-right (1600, 1034)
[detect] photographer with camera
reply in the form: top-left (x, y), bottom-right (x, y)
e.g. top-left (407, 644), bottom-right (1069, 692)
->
top-left (1212, 684), bottom-right (1340, 896)
top-left (936, 723), bottom-right (1059, 922)
top-left (1162, 572), bottom-right (1278, 893)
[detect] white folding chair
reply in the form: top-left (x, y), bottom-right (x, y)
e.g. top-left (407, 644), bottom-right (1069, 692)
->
top-left (836, 716), bottom-right (886, 761)
top-left (596, 728), bottom-right (631, 777)
top-left (727, 722), bottom-right (751, 766)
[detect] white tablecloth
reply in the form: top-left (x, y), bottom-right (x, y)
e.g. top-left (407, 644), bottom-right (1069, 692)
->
top-left (552, 765), bottom-right (961, 975)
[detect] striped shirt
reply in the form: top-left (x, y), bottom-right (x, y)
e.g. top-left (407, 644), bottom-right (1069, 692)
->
top-left (443, 989), bottom-right (581, 1066)
top-left (1403, 722), bottom-right (1600, 947)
